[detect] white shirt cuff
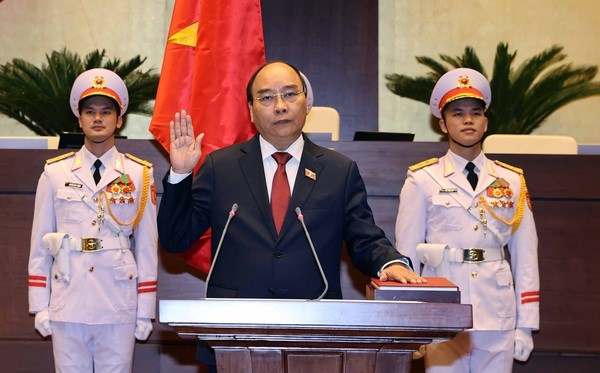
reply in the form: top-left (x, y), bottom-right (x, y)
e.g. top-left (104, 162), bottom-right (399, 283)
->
top-left (377, 258), bottom-right (411, 277)
top-left (168, 168), bottom-right (192, 184)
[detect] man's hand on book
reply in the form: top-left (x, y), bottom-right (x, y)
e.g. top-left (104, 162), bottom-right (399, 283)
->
top-left (379, 263), bottom-right (427, 284)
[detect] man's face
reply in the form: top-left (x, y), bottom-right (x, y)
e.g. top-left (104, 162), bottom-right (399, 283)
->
top-left (248, 62), bottom-right (308, 150)
top-left (439, 98), bottom-right (488, 149)
top-left (78, 96), bottom-right (122, 143)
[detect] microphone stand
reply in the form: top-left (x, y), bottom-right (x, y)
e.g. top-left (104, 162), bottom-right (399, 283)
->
top-left (204, 203), bottom-right (238, 299)
top-left (295, 207), bottom-right (329, 300)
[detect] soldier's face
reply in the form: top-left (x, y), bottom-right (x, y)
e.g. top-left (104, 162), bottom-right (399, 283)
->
top-left (439, 98), bottom-right (488, 149)
top-left (78, 96), bottom-right (123, 144)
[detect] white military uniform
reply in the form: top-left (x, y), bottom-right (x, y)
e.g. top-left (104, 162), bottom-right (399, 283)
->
top-left (28, 145), bottom-right (158, 371)
top-left (395, 150), bottom-right (539, 372)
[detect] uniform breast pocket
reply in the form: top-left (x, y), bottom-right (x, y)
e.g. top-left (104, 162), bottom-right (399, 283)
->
top-left (55, 188), bottom-right (84, 223)
top-left (430, 195), bottom-right (463, 231)
top-left (106, 201), bottom-right (136, 224)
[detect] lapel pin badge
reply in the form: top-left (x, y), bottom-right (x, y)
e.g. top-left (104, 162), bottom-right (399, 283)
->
top-left (304, 168), bottom-right (317, 180)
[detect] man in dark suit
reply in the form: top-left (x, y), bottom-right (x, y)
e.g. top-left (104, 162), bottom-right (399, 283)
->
top-left (158, 61), bottom-right (424, 300)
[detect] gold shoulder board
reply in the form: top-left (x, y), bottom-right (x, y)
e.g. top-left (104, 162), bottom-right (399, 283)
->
top-left (409, 158), bottom-right (439, 171)
top-left (494, 160), bottom-right (523, 175)
top-left (125, 153), bottom-right (153, 168)
top-left (46, 151), bottom-right (76, 164)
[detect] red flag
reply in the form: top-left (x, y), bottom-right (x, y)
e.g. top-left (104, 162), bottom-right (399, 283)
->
top-left (150, 0), bottom-right (265, 273)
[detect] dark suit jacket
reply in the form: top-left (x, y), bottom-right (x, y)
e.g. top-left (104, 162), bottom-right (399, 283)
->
top-left (158, 134), bottom-right (410, 299)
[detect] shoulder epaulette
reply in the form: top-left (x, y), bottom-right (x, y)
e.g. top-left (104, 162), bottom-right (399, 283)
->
top-left (408, 158), bottom-right (439, 171)
top-left (125, 153), bottom-right (153, 168)
top-left (494, 160), bottom-right (523, 175)
top-left (46, 151), bottom-right (76, 164)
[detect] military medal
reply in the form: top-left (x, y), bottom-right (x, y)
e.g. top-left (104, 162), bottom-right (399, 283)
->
top-left (106, 174), bottom-right (136, 204)
top-left (485, 178), bottom-right (514, 209)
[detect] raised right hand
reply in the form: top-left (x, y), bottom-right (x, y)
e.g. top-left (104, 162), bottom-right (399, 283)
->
top-left (169, 109), bottom-right (204, 174)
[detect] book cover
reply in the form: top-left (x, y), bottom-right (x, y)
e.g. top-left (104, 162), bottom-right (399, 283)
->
top-left (366, 277), bottom-right (461, 303)
top-left (370, 277), bottom-right (458, 291)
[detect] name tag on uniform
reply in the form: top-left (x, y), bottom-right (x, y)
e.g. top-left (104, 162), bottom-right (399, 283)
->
top-left (439, 188), bottom-right (458, 193)
top-left (65, 182), bottom-right (83, 188)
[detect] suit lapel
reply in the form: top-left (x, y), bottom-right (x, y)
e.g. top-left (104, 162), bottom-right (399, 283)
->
top-left (443, 156), bottom-right (474, 195)
top-left (71, 150), bottom-right (97, 191)
top-left (279, 138), bottom-right (324, 236)
top-left (478, 158), bottom-right (500, 193)
top-left (99, 152), bottom-right (125, 191)
top-left (72, 149), bottom-right (126, 193)
top-left (238, 136), bottom-right (276, 237)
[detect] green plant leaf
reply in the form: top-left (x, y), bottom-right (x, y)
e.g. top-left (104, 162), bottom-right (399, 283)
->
top-left (0, 48), bottom-right (159, 136)
top-left (385, 42), bottom-right (600, 135)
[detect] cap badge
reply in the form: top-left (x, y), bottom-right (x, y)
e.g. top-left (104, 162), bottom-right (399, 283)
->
top-left (91, 75), bottom-right (107, 89)
top-left (456, 75), bottom-right (473, 89)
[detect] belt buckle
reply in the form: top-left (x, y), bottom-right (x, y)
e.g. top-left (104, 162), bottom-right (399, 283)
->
top-left (81, 238), bottom-right (101, 252)
top-left (463, 248), bottom-right (484, 263)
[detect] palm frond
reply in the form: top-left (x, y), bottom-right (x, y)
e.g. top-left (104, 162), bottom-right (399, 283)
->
top-left (385, 75), bottom-right (436, 104)
top-left (385, 42), bottom-right (600, 134)
top-left (0, 48), bottom-right (160, 136)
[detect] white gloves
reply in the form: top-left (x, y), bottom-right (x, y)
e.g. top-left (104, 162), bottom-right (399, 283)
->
top-left (135, 318), bottom-right (153, 340)
top-left (514, 328), bottom-right (534, 361)
top-left (34, 310), bottom-right (52, 337)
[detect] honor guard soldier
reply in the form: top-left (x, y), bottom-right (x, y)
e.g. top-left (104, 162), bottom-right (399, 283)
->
top-left (28, 68), bottom-right (158, 373)
top-left (395, 68), bottom-right (540, 372)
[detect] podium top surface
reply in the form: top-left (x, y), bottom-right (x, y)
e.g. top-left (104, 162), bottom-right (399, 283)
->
top-left (159, 299), bottom-right (472, 331)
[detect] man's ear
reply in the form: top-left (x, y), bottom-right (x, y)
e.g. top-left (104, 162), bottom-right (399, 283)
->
top-left (248, 102), bottom-right (254, 123)
top-left (116, 116), bottom-right (123, 129)
top-left (439, 118), bottom-right (448, 134)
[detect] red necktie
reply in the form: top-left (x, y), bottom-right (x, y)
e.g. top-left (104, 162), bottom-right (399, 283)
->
top-left (271, 152), bottom-right (293, 234)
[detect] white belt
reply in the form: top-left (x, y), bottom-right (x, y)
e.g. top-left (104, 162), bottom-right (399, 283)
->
top-left (67, 236), bottom-right (130, 252)
top-left (447, 247), bottom-right (503, 263)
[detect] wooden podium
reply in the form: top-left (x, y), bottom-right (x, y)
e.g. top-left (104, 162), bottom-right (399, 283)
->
top-left (160, 299), bottom-right (472, 372)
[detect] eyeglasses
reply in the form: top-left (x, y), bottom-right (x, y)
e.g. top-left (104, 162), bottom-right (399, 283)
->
top-left (253, 90), bottom-right (305, 107)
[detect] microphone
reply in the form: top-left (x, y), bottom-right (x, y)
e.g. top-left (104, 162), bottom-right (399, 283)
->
top-left (204, 203), bottom-right (238, 299)
top-left (295, 207), bottom-right (329, 300)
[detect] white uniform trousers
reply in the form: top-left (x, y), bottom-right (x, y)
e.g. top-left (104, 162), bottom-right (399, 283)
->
top-left (52, 321), bottom-right (135, 373)
top-left (425, 329), bottom-right (515, 373)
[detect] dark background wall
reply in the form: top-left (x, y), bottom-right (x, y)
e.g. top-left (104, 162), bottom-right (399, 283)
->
top-left (262, 0), bottom-right (379, 140)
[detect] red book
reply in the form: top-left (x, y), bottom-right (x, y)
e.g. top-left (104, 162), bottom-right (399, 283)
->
top-left (366, 277), bottom-right (461, 303)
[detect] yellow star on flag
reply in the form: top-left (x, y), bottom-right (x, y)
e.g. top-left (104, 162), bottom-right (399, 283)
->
top-left (168, 22), bottom-right (198, 47)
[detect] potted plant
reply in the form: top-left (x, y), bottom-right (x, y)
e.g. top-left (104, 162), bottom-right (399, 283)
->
top-left (385, 43), bottom-right (600, 135)
top-left (0, 48), bottom-right (159, 136)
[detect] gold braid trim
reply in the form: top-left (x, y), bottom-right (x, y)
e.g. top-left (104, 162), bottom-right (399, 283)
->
top-left (479, 173), bottom-right (527, 234)
top-left (46, 151), bottom-right (75, 164)
top-left (409, 158), bottom-right (439, 171)
top-left (101, 165), bottom-right (150, 230)
top-left (125, 153), bottom-right (153, 168)
top-left (132, 166), bottom-right (150, 229)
